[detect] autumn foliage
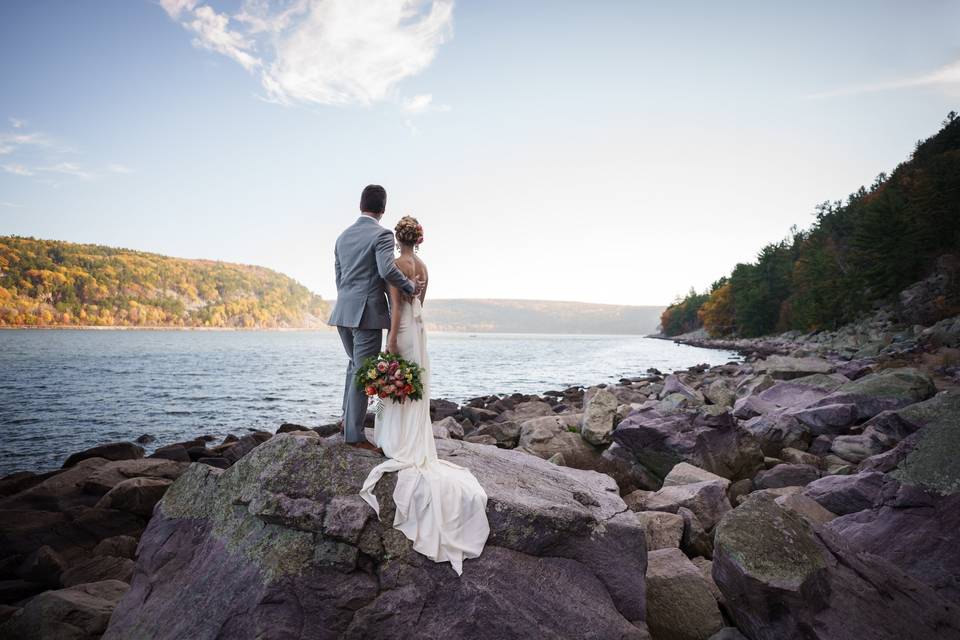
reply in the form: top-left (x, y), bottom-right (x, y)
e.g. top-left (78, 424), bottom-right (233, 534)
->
top-left (0, 236), bottom-right (328, 328)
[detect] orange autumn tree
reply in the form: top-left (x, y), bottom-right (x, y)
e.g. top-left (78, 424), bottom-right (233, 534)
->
top-left (698, 279), bottom-right (737, 337)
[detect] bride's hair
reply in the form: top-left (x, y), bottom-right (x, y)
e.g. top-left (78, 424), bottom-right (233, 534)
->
top-left (394, 215), bottom-right (424, 248)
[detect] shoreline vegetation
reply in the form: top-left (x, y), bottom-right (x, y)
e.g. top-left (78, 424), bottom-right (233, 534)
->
top-left (660, 112), bottom-right (959, 340)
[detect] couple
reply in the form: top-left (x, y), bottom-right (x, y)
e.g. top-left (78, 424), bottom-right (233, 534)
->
top-left (328, 184), bottom-right (489, 575)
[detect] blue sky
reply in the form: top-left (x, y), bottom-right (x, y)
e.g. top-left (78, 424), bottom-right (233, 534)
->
top-left (2, 1), bottom-right (958, 305)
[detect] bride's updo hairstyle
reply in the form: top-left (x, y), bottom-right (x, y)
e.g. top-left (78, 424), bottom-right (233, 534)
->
top-left (394, 215), bottom-right (424, 249)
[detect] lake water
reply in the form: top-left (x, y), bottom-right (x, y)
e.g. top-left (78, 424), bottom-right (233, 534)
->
top-left (0, 330), bottom-right (738, 475)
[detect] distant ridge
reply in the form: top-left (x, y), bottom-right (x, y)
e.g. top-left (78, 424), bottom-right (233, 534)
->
top-left (421, 299), bottom-right (664, 335)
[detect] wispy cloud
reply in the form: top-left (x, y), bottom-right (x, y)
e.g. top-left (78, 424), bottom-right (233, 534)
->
top-left (809, 59), bottom-right (960, 99)
top-left (39, 162), bottom-right (93, 180)
top-left (2, 164), bottom-right (35, 177)
top-left (0, 201), bottom-right (22, 208)
top-left (161, 0), bottom-right (454, 108)
top-left (402, 93), bottom-right (450, 114)
top-left (0, 118), bottom-right (132, 183)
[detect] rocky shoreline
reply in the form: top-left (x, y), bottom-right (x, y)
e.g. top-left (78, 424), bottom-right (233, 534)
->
top-left (1, 307), bottom-right (960, 639)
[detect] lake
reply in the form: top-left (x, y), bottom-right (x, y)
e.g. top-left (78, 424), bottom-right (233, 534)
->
top-left (0, 329), bottom-right (738, 475)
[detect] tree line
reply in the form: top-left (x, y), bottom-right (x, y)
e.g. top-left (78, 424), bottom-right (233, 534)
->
top-left (0, 236), bottom-right (328, 328)
top-left (660, 111), bottom-right (960, 338)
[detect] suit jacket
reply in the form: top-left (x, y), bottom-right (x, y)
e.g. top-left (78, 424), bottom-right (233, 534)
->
top-left (328, 216), bottom-right (415, 329)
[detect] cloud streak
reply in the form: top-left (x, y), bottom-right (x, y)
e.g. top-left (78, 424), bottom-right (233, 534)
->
top-left (0, 118), bottom-right (133, 184)
top-left (809, 59), bottom-right (960, 99)
top-left (161, 0), bottom-right (454, 108)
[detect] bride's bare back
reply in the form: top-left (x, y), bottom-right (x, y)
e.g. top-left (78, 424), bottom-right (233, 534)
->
top-left (387, 252), bottom-right (427, 353)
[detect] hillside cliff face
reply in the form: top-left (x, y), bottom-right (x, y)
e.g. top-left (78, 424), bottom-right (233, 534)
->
top-left (0, 236), bottom-right (328, 328)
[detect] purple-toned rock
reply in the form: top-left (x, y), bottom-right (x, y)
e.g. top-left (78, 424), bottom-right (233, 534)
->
top-left (429, 398), bottom-right (459, 422)
top-left (660, 375), bottom-right (705, 403)
top-left (740, 412), bottom-right (810, 457)
top-left (756, 374), bottom-right (846, 409)
top-left (613, 407), bottom-right (763, 482)
top-left (753, 463), bottom-right (819, 490)
top-left (712, 493), bottom-right (960, 640)
top-left (858, 390), bottom-right (960, 494)
top-left (809, 368), bottom-right (936, 422)
top-left (786, 403), bottom-right (858, 434)
top-left (103, 434), bottom-right (650, 640)
top-left (828, 486), bottom-right (960, 603)
top-left (802, 471), bottom-right (895, 515)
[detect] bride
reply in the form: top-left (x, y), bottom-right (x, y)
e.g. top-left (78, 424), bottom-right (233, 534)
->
top-left (359, 216), bottom-right (490, 575)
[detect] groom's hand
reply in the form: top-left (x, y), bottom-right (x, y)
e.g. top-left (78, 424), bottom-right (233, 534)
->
top-left (411, 276), bottom-right (426, 296)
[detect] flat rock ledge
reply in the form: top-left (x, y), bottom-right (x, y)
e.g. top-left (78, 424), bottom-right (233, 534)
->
top-left (103, 434), bottom-right (650, 640)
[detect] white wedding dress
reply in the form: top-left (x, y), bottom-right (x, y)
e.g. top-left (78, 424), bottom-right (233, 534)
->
top-left (359, 296), bottom-right (489, 575)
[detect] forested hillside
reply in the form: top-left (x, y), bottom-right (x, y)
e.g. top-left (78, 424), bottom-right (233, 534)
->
top-left (0, 237), bottom-right (328, 328)
top-left (661, 111), bottom-right (960, 337)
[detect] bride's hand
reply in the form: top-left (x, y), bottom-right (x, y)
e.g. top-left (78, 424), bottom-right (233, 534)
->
top-left (386, 338), bottom-right (399, 354)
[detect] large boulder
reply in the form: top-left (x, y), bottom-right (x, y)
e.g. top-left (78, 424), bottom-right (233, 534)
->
top-left (809, 368), bottom-right (937, 422)
top-left (645, 548), bottom-right (724, 640)
top-left (61, 555), bottom-right (134, 587)
top-left (740, 413), bottom-right (810, 457)
top-left (662, 462), bottom-right (729, 490)
top-left (103, 434), bottom-right (650, 640)
top-left (755, 355), bottom-right (833, 380)
top-left (859, 390), bottom-right (960, 495)
top-left (659, 376), bottom-right (705, 403)
top-left (713, 493), bottom-right (960, 640)
top-left (752, 463), bottom-right (819, 490)
top-left (0, 579), bottom-right (128, 640)
top-left (828, 483), bottom-right (960, 603)
top-left (81, 459), bottom-right (190, 496)
top-left (802, 471), bottom-right (894, 515)
top-left (519, 415), bottom-right (656, 493)
top-left (635, 511), bottom-right (684, 551)
top-left (62, 442), bottom-right (144, 468)
top-left (644, 480), bottom-right (731, 531)
top-left (613, 407), bottom-right (763, 482)
top-left (581, 388), bottom-right (619, 445)
top-left (95, 477), bottom-right (173, 517)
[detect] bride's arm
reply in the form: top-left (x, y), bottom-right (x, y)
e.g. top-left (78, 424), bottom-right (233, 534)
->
top-left (386, 283), bottom-right (403, 353)
top-left (419, 263), bottom-right (429, 305)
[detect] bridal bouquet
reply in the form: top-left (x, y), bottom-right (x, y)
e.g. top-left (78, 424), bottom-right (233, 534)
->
top-left (355, 352), bottom-right (425, 404)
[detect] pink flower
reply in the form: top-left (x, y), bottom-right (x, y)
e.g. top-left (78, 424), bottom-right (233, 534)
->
top-left (388, 361), bottom-right (399, 374)
top-left (376, 361), bottom-right (388, 373)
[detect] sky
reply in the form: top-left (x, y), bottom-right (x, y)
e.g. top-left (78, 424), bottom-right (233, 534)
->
top-left (1, 1), bottom-right (959, 306)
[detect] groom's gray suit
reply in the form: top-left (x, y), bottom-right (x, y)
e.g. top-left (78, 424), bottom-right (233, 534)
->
top-left (329, 215), bottom-right (416, 443)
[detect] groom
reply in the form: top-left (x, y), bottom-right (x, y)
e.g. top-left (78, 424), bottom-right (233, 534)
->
top-left (329, 185), bottom-right (423, 451)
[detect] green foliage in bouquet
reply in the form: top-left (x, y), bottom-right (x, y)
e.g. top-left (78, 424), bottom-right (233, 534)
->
top-left (354, 352), bottom-right (426, 404)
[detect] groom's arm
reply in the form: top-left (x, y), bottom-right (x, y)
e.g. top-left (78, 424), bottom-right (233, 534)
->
top-left (374, 231), bottom-right (416, 295)
top-left (334, 245), bottom-right (342, 289)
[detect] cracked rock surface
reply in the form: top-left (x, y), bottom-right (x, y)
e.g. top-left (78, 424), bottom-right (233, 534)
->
top-left (103, 434), bottom-right (649, 640)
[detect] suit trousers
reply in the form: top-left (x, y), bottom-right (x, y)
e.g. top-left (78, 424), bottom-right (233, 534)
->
top-left (337, 326), bottom-right (383, 443)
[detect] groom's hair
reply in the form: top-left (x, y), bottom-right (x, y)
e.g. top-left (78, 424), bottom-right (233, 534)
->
top-left (360, 185), bottom-right (387, 214)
